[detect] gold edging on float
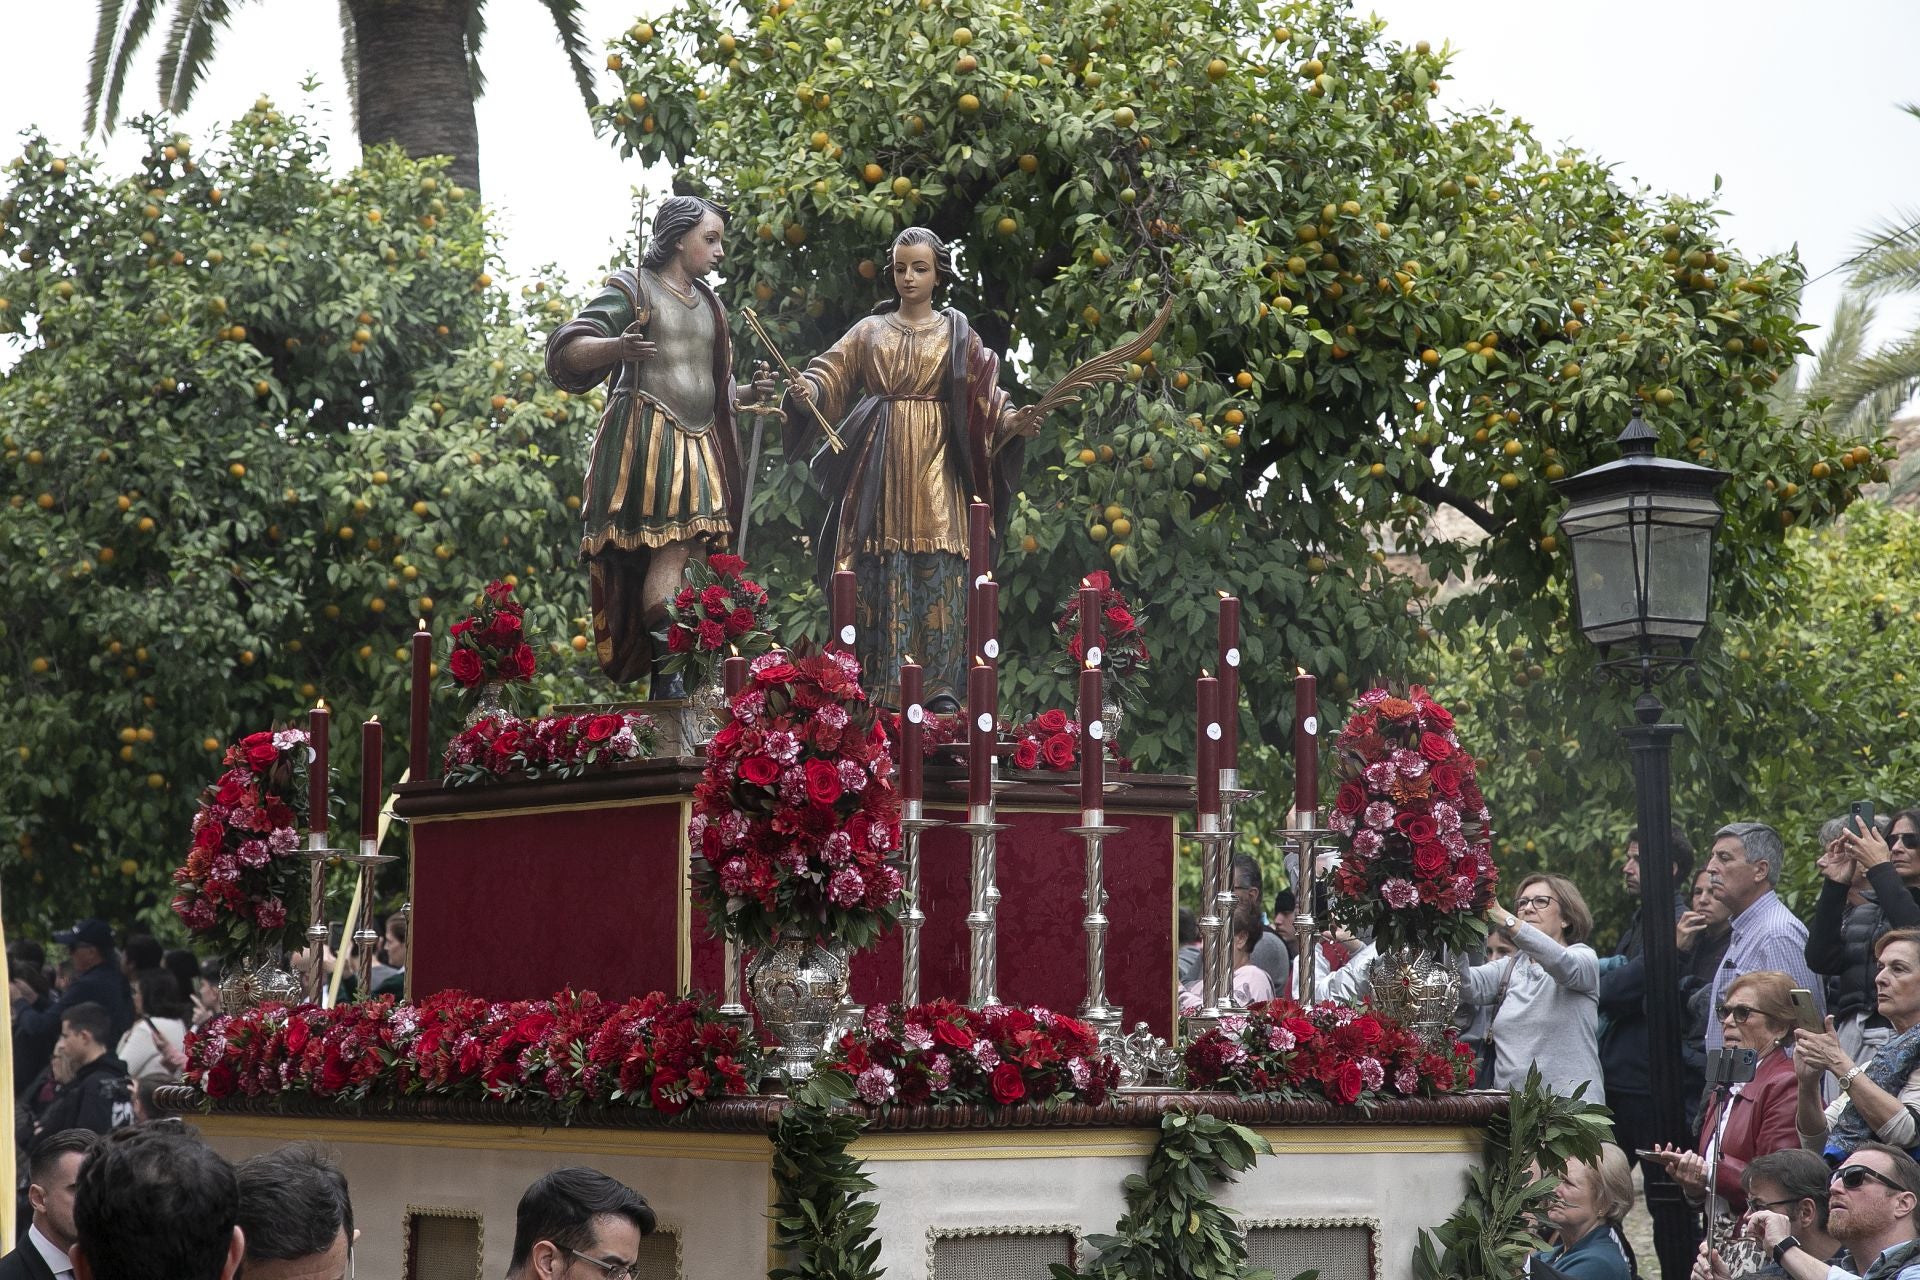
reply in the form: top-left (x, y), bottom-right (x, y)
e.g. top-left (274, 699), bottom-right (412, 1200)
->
top-left (404, 793), bottom-right (688, 825)
top-left (849, 1125), bottom-right (1481, 1160)
top-left (188, 1114), bottom-right (773, 1162)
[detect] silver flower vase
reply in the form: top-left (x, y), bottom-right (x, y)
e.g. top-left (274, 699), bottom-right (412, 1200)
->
top-left (464, 681), bottom-right (509, 727)
top-left (746, 934), bottom-right (851, 1084)
top-left (218, 954), bottom-right (302, 1014)
top-left (687, 669), bottom-right (729, 743)
top-left (1367, 946), bottom-right (1461, 1048)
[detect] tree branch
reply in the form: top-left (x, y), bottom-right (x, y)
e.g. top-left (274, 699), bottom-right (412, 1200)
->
top-left (1408, 478), bottom-right (1504, 537)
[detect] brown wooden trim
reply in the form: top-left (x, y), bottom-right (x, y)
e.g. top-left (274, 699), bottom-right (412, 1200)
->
top-left (154, 1085), bottom-right (1507, 1134)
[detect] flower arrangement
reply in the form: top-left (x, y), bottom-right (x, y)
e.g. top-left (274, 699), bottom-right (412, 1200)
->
top-left (448, 579), bottom-right (535, 689)
top-left (1052, 571), bottom-right (1151, 706)
top-left (1004, 709), bottom-right (1131, 773)
top-left (441, 710), bottom-right (659, 786)
top-left (184, 987), bottom-right (757, 1118)
top-left (688, 645), bottom-right (903, 950)
top-left (169, 729), bottom-right (312, 955)
top-left (663, 553), bottom-right (773, 684)
top-left (1183, 999), bottom-right (1475, 1104)
top-left (823, 999), bottom-right (1120, 1108)
top-left (1326, 685), bottom-right (1496, 954)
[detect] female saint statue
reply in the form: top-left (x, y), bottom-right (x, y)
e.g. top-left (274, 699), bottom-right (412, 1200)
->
top-left (784, 228), bottom-right (1039, 708)
top-left (546, 196), bottom-right (774, 693)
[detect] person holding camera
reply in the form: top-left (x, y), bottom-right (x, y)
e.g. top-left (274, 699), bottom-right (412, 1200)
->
top-left (1797, 928), bottom-right (1920, 1161)
top-left (1806, 811), bottom-right (1920, 1089)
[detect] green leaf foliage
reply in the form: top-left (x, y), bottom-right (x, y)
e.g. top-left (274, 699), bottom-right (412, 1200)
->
top-left (769, 1071), bottom-right (884, 1280)
top-left (1057, 1110), bottom-right (1276, 1280)
top-left (594, 0), bottom-right (1869, 803)
top-left (1413, 1068), bottom-right (1610, 1280)
top-left (0, 106), bottom-right (609, 932)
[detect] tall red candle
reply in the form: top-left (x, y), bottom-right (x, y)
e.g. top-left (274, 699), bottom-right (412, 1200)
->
top-left (967, 498), bottom-right (991, 656)
top-left (723, 651), bottom-right (748, 698)
top-left (829, 570), bottom-right (857, 654)
top-left (966, 659), bottom-right (996, 809)
top-left (360, 718), bottom-right (382, 842)
top-left (1079, 580), bottom-right (1102, 668)
top-left (1294, 668), bottom-right (1319, 815)
top-left (1217, 593), bottom-right (1241, 771)
top-left (1196, 671), bottom-right (1220, 815)
top-left (1079, 661), bottom-right (1103, 813)
top-left (409, 619), bottom-right (432, 782)
top-left (975, 576), bottom-right (1001, 662)
top-left (899, 657), bottom-right (924, 803)
top-left (308, 701), bottom-right (330, 834)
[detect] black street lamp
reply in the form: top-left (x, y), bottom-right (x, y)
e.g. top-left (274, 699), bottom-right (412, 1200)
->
top-left (1556, 401), bottom-right (1726, 1280)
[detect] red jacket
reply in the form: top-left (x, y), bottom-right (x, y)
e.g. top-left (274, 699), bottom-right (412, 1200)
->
top-left (1697, 1047), bottom-right (1799, 1208)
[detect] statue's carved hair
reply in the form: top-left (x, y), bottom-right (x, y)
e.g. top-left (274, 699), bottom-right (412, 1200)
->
top-left (641, 195), bottom-right (729, 272)
top-left (872, 226), bottom-right (958, 313)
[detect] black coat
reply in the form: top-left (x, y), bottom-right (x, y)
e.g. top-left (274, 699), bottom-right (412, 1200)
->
top-left (0, 1236), bottom-right (61, 1280)
top-left (33, 1054), bottom-right (132, 1139)
top-left (12, 964), bottom-right (133, 1087)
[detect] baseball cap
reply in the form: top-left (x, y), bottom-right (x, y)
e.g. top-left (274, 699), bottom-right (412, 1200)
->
top-left (52, 920), bottom-right (116, 951)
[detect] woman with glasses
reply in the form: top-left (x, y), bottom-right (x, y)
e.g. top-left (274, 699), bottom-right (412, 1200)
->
top-left (1796, 927), bottom-right (1920, 1160)
top-left (1646, 971), bottom-right (1801, 1261)
top-left (1464, 873), bottom-right (1605, 1103)
top-left (1807, 812), bottom-right (1920, 1088)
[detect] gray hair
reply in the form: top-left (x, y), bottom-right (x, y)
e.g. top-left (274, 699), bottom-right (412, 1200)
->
top-left (1716, 822), bottom-right (1785, 885)
top-left (1818, 812), bottom-right (1892, 846)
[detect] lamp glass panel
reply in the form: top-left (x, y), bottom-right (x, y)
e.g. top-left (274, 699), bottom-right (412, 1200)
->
top-left (1644, 520), bottom-right (1714, 639)
top-left (1565, 517), bottom-right (1645, 644)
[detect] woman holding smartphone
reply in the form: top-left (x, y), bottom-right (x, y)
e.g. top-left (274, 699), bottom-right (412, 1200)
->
top-left (1796, 927), bottom-right (1920, 1159)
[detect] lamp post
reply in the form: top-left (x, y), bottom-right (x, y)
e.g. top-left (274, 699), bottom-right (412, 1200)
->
top-left (1555, 401), bottom-right (1726, 1280)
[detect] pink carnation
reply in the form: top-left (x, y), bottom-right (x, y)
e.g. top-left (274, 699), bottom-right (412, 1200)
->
top-left (1379, 878), bottom-right (1419, 909)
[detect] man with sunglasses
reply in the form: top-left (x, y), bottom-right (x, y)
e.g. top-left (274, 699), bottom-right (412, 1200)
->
top-left (1746, 1143), bottom-right (1920, 1280)
top-left (505, 1168), bottom-right (655, 1280)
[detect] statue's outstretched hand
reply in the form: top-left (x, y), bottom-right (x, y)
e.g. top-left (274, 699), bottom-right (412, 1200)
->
top-left (614, 332), bottom-right (658, 363)
top-left (1007, 405), bottom-right (1044, 439)
top-left (786, 375), bottom-right (813, 406)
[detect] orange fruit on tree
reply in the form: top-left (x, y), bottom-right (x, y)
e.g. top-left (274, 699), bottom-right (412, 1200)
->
top-left (958, 93), bottom-right (981, 114)
top-left (996, 216), bottom-right (1017, 236)
top-left (862, 163), bottom-right (884, 184)
top-left (1018, 153), bottom-right (1038, 173)
top-left (1234, 370), bottom-right (1253, 389)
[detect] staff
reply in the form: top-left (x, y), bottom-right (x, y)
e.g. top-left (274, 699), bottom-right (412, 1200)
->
top-left (742, 307), bottom-right (844, 453)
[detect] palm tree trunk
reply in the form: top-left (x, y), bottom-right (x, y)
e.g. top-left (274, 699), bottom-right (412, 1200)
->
top-left (345, 0), bottom-right (482, 194)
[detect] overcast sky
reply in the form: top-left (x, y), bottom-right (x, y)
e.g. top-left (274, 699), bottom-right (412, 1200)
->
top-left (4, 1), bottom-right (1918, 353)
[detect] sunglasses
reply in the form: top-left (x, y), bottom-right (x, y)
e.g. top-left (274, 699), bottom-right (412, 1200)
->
top-left (1833, 1164), bottom-right (1908, 1194)
top-left (1715, 1004), bottom-right (1758, 1024)
top-left (1894, 833), bottom-right (1920, 850)
top-left (1515, 895), bottom-right (1557, 911)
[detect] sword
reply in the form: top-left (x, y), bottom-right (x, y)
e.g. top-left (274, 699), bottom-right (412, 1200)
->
top-left (742, 307), bottom-right (845, 453)
top-left (988, 297), bottom-right (1174, 456)
top-left (734, 362), bottom-right (784, 559)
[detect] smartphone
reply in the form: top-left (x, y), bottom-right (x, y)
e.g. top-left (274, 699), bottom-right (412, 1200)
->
top-left (1851, 800), bottom-right (1877, 837)
top-left (1633, 1148), bottom-right (1661, 1162)
top-left (1790, 988), bottom-right (1824, 1033)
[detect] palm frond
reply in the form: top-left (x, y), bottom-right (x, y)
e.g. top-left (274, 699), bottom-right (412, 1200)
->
top-left (338, 0), bottom-right (360, 135)
top-left (464, 0), bottom-right (489, 101)
top-left (1847, 205), bottom-right (1920, 299)
top-left (158, 0), bottom-right (243, 114)
top-left (1805, 292), bottom-right (1877, 399)
top-left (1821, 328), bottom-right (1920, 429)
top-left (535, 0), bottom-right (598, 113)
top-left (86, 0), bottom-right (167, 137)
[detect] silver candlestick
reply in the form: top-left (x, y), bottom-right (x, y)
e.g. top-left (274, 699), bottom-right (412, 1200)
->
top-left (952, 762), bottom-right (1008, 1008)
top-left (1217, 768), bottom-right (1260, 1005)
top-left (342, 837), bottom-right (397, 999)
top-left (718, 939), bottom-right (749, 1026)
top-left (301, 831), bottom-right (349, 1006)
top-left (898, 798), bottom-right (945, 1006)
top-left (1065, 801), bottom-right (1127, 1037)
top-left (1282, 807), bottom-right (1338, 1004)
top-left (1183, 815), bottom-right (1240, 1037)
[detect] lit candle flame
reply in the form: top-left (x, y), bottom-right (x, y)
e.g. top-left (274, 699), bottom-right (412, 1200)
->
top-left (1201, 668), bottom-right (1212, 679)
top-left (1297, 665), bottom-right (1307, 676)
top-left (416, 618), bottom-right (427, 630)
top-left (1218, 589), bottom-right (1230, 599)
top-left (316, 697), bottom-right (326, 710)
top-left (904, 652), bottom-right (916, 664)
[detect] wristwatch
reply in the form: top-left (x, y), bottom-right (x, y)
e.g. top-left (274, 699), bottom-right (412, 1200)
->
top-left (1841, 1065), bottom-right (1867, 1092)
top-left (1772, 1235), bottom-right (1801, 1267)
top-left (1501, 913), bottom-right (1519, 932)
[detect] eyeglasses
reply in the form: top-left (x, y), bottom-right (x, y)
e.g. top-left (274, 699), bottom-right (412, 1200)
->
top-left (1515, 896), bottom-right (1557, 910)
top-left (1894, 833), bottom-right (1920, 849)
top-left (1833, 1164), bottom-right (1908, 1194)
top-left (1747, 1196), bottom-right (1807, 1213)
top-left (1716, 1004), bottom-right (1758, 1024)
top-left (568, 1249), bottom-right (641, 1280)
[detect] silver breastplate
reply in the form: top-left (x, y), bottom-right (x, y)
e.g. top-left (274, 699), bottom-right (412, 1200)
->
top-left (634, 272), bottom-right (717, 432)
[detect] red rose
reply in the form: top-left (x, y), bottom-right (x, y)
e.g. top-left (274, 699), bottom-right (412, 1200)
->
top-left (726, 607), bottom-right (755, 637)
top-left (933, 1019), bottom-right (973, 1050)
top-left (1012, 739), bottom-right (1040, 770)
top-left (507, 644), bottom-right (533, 678)
top-left (756, 661), bottom-right (797, 685)
top-left (484, 579), bottom-right (515, 602)
top-left (1041, 733), bottom-right (1075, 770)
top-left (1425, 702), bottom-right (1455, 730)
top-left (204, 1063), bottom-right (237, 1098)
top-left (696, 619), bottom-right (727, 651)
top-left (483, 611), bottom-right (522, 645)
top-left (1083, 571), bottom-right (1111, 591)
top-left (243, 740), bottom-right (278, 770)
top-left (1334, 782), bottom-right (1367, 816)
top-left (990, 1062), bottom-right (1026, 1104)
top-left (1349, 1014), bottom-right (1384, 1046)
top-left (803, 758), bottom-right (844, 808)
top-left (1418, 732), bottom-right (1454, 762)
top-left (707, 553), bottom-right (747, 577)
top-left (450, 618), bottom-right (472, 637)
top-left (1428, 763), bottom-right (1462, 797)
top-left (739, 756), bottom-right (779, 787)
top-left (1411, 842), bottom-right (1448, 875)
top-left (667, 625), bottom-right (693, 653)
top-left (1326, 1061), bottom-right (1364, 1106)
top-left (1034, 709), bottom-right (1070, 734)
top-left (1104, 605), bottom-right (1136, 633)
top-left (585, 714), bottom-right (623, 743)
top-left (1396, 812), bottom-right (1437, 844)
top-left (448, 648), bottom-right (484, 686)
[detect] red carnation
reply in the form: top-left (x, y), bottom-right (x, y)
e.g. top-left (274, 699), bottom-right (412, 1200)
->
top-left (448, 648), bottom-right (484, 686)
top-left (1334, 782), bottom-right (1367, 816)
top-left (1012, 739), bottom-right (1040, 770)
top-left (1041, 733), bottom-right (1075, 770)
top-left (700, 585), bottom-right (730, 616)
top-left (803, 758), bottom-right (844, 808)
top-left (674, 587), bottom-right (697, 610)
top-left (707, 553), bottom-right (747, 577)
top-left (726, 607), bottom-right (755, 638)
top-left (990, 1062), bottom-right (1026, 1104)
top-left (696, 619), bottom-right (727, 651)
top-left (1418, 732), bottom-right (1454, 762)
top-left (667, 625), bottom-right (693, 654)
top-left (739, 756), bottom-right (779, 787)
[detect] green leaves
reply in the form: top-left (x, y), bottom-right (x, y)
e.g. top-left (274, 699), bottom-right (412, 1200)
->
top-left (769, 1071), bottom-right (884, 1280)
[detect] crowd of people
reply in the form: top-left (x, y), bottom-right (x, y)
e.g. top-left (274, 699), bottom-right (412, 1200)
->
top-left (1, 1119), bottom-right (653, 1280)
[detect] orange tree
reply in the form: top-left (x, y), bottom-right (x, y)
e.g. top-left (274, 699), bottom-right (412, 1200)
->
top-left (0, 106), bottom-right (603, 933)
top-left (598, 0), bottom-right (1875, 790)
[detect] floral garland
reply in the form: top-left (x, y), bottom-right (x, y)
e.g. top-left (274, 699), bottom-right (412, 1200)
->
top-left (1183, 999), bottom-right (1475, 1105)
top-left (880, 709), bottom-right (1131, 772)
top-left (1326, 685), bottom-right (1496, 954)
top-left (1052, 570), bottom-right (1151, 705)
top-left (663, 552), bottom-right (772, 684)
top-left (447, 579), bottom-right (535, 689)
top-left (185, 988), bottom-right (757, 1118)
top-left (441, 710), bottom-right (659, 786)
top-left (688, 645), bottom-right (903, 950)
top-left (824, 999), bottom-right (1120, 1108)
top-left (170, 729), bottom-right (312, 955)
